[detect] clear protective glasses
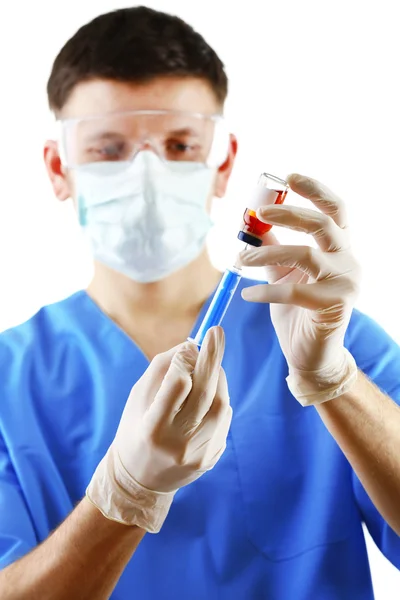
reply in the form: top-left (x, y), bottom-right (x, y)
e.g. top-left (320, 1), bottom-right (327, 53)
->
top-left (58, 109), bottom-right (231, 173)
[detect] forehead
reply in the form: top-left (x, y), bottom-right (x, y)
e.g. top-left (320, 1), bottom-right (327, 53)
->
top-left (60, 77), bottom-right (221, 120)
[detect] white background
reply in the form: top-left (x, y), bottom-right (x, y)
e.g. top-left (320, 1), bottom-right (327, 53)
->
top-left (0, 0), bottom-right (399, 596)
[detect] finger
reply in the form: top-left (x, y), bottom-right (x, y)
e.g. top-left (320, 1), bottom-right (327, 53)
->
top-left (241, 281), bottom-right (336, 309)
top-left (238, 245), bottom-right (332, 281)
top-left (237, 230), bottom-right (293, 282)
top-left (203, 407), bottom-right (233, 469)
top-left (258, 230), bottom-right (294, 282)
top-left (196, 368), bottom-right (230, 438)
top-left (260, 229), bottom-right (280, 247)
top-left (192, 369), bottom-right (232, 464)
top-left (149, 342), bottom-right (199, 423)
top-left (286, 173), bottom-right (348, 229)
top-left (177, 326), bottom-right (225, 427)
top-left (255, 204), bottom-right (349, 253)
top-left (185, 408), bottom-right (231, 475)
top-left (145, 344), bottom-right (185, 377)
top-left (133, 342), bottom-right (193, 403)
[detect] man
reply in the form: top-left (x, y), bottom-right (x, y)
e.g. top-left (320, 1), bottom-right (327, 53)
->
top-left (1, 6), bottom-right (400, 599)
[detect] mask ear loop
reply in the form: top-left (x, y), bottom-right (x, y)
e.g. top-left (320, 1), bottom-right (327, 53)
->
top-left (55, 120), bottom-right (87, 226)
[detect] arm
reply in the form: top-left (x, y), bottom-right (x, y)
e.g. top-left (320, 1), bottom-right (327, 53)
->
top-left (0, 328), bottom-right (231, 598)
top-left (316, 370), bottom-right (400, 535)
top-left (0, 498), bottom-right (145, 600)
top-left (239, 173), bottom-right (400, 541)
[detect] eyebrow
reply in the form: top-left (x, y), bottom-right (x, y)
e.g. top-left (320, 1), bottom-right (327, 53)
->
top-left (165, 127), bottom-right (200, 137)
top-left (82, 131), bottom-right (125, 143)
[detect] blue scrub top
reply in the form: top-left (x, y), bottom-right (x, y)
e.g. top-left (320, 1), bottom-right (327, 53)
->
top-left (1, 277), bottom-right (400, 599)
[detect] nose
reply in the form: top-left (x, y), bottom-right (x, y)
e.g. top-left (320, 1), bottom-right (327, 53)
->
top-left (138, 139), bottom-right (153, 152)
top-left (130, 139), bottom-right (161, 162)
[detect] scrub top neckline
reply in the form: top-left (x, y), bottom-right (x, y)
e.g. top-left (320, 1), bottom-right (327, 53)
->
top-left (75, 277), bottom-right (223, 366)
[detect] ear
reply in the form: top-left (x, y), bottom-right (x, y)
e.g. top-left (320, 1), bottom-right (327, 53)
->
top-left (43, 140), bottom-right (71, 201)
top-left (214, 133), bottom-right (238, 198)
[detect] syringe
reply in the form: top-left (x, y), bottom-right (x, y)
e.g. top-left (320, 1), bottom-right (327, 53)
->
top-left (190, 265), bottom-right (242, 348)
top-left (190, 173), bottom-right (288, 348)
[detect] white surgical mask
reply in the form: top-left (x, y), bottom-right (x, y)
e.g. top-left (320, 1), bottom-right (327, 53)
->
top-left (74, 151), bottom-right (215, 283)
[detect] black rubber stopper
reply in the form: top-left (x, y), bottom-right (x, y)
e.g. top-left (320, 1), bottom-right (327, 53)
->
top-left (237, 231), bottom-right (263, 247)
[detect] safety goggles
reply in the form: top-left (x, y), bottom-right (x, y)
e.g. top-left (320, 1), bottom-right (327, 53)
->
top-left (58, 110), bottom-right (231, 174)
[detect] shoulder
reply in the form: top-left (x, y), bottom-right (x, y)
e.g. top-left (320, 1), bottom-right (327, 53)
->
top-left (346, 308), bottom-right (400, 398)
top-left (0, 291), bottom-right (89, 389)
top-left (346, 308), bottom-right (400, 362)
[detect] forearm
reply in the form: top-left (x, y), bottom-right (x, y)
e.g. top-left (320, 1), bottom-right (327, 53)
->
top-left (0, 497), bottom-right (145, 600)
top-left (316, 370), bottom-right (400, 534)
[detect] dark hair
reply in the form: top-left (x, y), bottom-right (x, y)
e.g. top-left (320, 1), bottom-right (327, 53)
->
top-left (47, 6), bottom-right (228, 112)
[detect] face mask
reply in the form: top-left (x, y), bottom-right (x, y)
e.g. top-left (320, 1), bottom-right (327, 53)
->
top-left (74, 151), bottom-right (215, 283)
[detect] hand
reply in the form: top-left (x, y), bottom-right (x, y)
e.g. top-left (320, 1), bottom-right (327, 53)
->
top-left (238, 173), bottom-right (361, 406)
top-left (86, 327), bottom-right (232, 532)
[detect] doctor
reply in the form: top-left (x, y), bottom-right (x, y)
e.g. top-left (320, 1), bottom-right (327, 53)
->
top-left (1, 6), bottom-right (400, 600)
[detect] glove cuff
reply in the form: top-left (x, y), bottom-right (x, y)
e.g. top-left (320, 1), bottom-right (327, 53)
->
top-left (86, 444), bottom-right (175, 533)
top-left (286, 348), bottom-right (358, 407)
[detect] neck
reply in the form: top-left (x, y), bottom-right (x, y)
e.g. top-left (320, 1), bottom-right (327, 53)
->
top-left (87, 250), bottom-right (221, 329)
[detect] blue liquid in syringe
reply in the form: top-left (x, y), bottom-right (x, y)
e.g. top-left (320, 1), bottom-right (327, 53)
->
top-left (192, 267), bottom-right (242, 348)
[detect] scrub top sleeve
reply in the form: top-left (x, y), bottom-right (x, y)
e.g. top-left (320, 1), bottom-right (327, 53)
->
top-left (0, 432), bottom-right (38, 570)
top-left (346, 310), bottom-right (400, 568)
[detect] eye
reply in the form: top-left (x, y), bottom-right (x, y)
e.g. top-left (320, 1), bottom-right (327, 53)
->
top-left (86, 141), bottom-right (128, 161)
top-left (167, 141), bottom-right (191, 153)
top-left (165, 139), bottom-right (201, 160)
top-left (99, 142), bottom-right (127, 159)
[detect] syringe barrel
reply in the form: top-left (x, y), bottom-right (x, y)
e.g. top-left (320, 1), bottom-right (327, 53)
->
top-left (192, 267), bottom-right (242, 348)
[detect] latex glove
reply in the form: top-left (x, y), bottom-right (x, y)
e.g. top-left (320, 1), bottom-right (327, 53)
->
top-left (86, 327), bottom-right (232, 532)
top-left (238, 174), bottom-right (361, 406)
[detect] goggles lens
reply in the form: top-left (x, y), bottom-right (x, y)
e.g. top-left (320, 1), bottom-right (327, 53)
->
top-left (59, 110), bottom-right (230, 173)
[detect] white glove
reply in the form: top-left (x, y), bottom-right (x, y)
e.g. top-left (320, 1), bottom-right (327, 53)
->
top-left (238, 173), bottom-right (361, 406)
top-left (86, 327), bottom-right (232, 532)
